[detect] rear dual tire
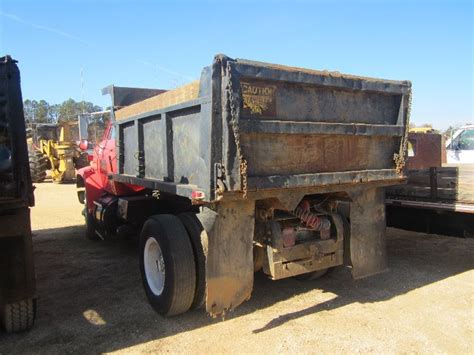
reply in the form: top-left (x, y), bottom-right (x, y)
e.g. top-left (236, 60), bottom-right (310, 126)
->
top-left (139, 214), bottom-right (197, 316)
top-left (177, 213), bottom-right (207, 310)
top-left (1, 299), bottom-right (36, 333)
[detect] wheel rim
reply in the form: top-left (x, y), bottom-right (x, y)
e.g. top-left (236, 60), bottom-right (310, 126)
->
top-left (144, 237), bottom-right (166, 296)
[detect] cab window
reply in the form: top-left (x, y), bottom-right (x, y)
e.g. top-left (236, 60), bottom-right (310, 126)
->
top-left (451, 129), bottom-right (474, 150)
top-left (108, 125), bottom-right (115, 140)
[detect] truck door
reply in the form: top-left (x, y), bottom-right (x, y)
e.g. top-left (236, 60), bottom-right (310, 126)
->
top-left (96, 122), bottom-right (117, 189)
top-left (446, 128), bottom-right (474, 164)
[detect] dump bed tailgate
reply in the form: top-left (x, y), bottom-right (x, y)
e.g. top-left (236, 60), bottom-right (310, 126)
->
top-left (223, 58), bottom-right (411, 194)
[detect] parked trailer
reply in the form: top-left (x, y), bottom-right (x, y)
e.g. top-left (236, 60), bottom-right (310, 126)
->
top-left (387, 132), bottom-right (474, 237)
top-left (78, 55), bottom-right (411, 317)
top-left (0, 56), bottom-right (36, 332)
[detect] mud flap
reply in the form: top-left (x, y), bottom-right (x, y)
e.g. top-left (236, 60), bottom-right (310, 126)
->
top-left (348, 187), bottom-right (388, 279)
top-left (198, 200), bottom-right (255, 317)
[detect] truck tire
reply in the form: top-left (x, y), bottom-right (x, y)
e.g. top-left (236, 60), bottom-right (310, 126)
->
top-left (177, 212), bottom-right (206, 309)
top-left (1, 299), bottom-right (36, 333)
top-left (28, 148), bottom-right (47, 183)
top-left (85, 209), bottom-right (100, 240)
top-left (84, 191), bottom-right (99, 240)
top-left (139, 214), bottom-right (196, 316)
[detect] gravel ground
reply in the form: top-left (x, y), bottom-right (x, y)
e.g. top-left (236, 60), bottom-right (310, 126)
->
top-left (0, 182), bottom-right (473, 354)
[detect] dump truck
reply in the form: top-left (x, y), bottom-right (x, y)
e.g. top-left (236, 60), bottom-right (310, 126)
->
top-left (0, 56), bottom-right (36, 332)
top-left (77, 55), bottom-right (411, 317)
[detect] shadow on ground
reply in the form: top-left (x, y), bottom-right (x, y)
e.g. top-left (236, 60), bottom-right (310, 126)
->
top-left (0, 226), bottom-right (472, 353)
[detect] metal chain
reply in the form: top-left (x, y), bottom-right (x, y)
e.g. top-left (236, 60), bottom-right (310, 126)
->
top-left (226, 61), bottom-right (248, 198)
top-left (394, 88), bottom-right (412, 174)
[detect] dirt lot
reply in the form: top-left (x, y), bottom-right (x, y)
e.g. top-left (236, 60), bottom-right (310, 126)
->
top-left (1, 182), bottom-right (473, 354)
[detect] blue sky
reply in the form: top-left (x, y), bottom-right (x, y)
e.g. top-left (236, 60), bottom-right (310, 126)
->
top-left (0, 0), bottom-right (472, 129)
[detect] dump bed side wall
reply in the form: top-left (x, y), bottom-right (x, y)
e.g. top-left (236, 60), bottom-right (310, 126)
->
top-left (115, 66), bottom-right (214, 199)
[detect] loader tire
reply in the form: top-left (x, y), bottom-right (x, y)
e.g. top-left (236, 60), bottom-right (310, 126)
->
top-left (1, 299), bottom-right (36, 333)
top-left (178, 212), bottom-right (206, 310)
top-left (140, 215), bottom-right (196, 316)
top-left (28, 148), bottom-right (47, 183)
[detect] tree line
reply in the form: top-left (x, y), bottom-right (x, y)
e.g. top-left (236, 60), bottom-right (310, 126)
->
top-left (23, 98), bottom-right (107, 124)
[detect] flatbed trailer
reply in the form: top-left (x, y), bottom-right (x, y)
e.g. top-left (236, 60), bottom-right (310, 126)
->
top-left (78, 54), bottom-right (411, 317)
top-left (0, 56), bottom-right (36, 332)
top-left (386, 131), bottom-right (474, 237)
top-left (387, 164), bottom-right (474, 237)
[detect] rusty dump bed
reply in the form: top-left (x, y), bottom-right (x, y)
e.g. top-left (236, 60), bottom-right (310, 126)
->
top-left (111, 55), bottom-right (411, 202)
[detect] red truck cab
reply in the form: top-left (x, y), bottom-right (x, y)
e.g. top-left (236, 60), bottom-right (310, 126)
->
top-left (76, 121), bottom-right (143, 229)
top-left (76, 85), bottom-right (166, 239)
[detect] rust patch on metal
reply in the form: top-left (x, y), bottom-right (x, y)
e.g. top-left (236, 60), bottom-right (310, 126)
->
top-left (406, 132), bottom-right (445, 170)
top-left (240, 133), bottom-right (397, 176)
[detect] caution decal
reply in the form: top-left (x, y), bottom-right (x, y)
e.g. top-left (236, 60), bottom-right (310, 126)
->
top-left (241, 81), bottom-right (276, 116)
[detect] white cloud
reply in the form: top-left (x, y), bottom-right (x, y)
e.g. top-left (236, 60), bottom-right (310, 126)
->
top-left (0, 10), bottom-right (92, 47)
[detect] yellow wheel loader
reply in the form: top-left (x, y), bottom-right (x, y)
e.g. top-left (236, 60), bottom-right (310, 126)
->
top-left (27, 121), bottom-right (88, 183)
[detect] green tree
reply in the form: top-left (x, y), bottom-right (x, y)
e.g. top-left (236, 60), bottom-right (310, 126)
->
top-left (35, 100), bottom-right (51, 123)
top-left (444, 124), bottom-right (463, 140)
top-left (23, 99), bottom-right (54, 123)
top-left (23, 99), bottom-right (36, 122)
top-left (24, 98), bottom-right (104, 124)
top-left (56, 98), bottom-right (102, 122)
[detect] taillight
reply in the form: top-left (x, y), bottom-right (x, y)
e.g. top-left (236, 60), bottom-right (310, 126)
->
top-left (79, 140), bottom-right (88, 151)
top-left (191, 190), bottom-right (205, 202)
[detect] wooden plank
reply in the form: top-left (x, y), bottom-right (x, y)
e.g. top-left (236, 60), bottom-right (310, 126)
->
top-left (406, 175), bottom-right (474, 189)
top-left (115, 81), bottom-right (200, 120)
top-left (408, 166), bottom-right (474, 175)
top-left (394, 166), bottom-right (474, 203)
top-left (386, 198), bottom-right (474, 214)
top-left (387, 185), bottom-right (474, 202)
top-left (430, 167), bottom-right (437, 199)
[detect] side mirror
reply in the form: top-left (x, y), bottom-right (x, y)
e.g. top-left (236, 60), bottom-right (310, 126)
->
top-left (78, 114), bottom-right (89, 141)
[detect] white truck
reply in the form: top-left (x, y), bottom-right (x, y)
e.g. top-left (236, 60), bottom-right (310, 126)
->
top-left (446, 125), bottom-right (474, 164)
